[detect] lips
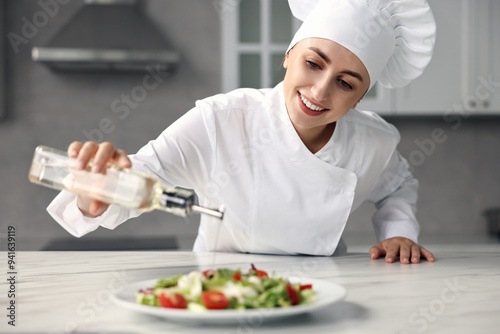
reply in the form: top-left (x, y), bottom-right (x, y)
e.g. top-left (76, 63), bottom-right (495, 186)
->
top-left (297, 92), bottom-right (329, 117)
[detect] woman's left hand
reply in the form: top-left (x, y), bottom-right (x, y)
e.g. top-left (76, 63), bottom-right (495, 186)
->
top-left (369, 237), bottom-right (435, 264)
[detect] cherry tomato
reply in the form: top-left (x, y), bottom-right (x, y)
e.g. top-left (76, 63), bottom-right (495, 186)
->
top-left (203, 269), bottom-right (216, 279)
top-left (254, 270), bottom-right (268, 278)
top-left (299, 284), bottom-right (313, 291)
top-left (232, 272), bottom-right (242, 281)
top-left (285, 284), bottom-right (300, 306)
top-left (201, 291), bottom-right (229, 309)
top-left (158, 292), bottom-right (188, 309)
top-left (249, 264), bottom-right (268, 278)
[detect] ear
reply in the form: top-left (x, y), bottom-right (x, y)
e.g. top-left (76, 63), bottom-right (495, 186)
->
top-left (283, 53), bottom-right (289, 69)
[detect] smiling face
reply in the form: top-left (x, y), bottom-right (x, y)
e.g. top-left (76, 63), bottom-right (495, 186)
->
top-left (282, 38), bottom-right (370, 149)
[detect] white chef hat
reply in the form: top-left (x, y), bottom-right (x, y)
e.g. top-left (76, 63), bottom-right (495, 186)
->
top-left (287, 0), bottom-right (436, 89)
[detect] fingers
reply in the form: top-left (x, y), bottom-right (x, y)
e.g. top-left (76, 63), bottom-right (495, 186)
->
top-left (369, 242), bottom-right (399, 262)
top-left (420, 246), bottom-right (435, 262)
top-left (89, 199), bottom-right (107, 216)
top-left (76, 141), bottom-right (99, 170)
top-left (91, 142), bottom-right (117, 173)
top-left (68, 141), bottom-right (83, 158)
top-left (399, 243), bottom-right (412, 264)
top-left (369, 245), bottom-right (383, 259)
top-left (384, 245), bottom-right (399, 263)
top-left (398, 240), bottom-right (422, 264)
top-left (77, 197), bottom-right (109, 218)
top-left (113, 149), bottom-right (132, 168)
top-left (68, 141), bottom-right (127, 218)
top-left (68, 141), bottom-right (130, 172)
top-left (406, 244), bottom-right (435, 263)
top-left (370, 237), bottom-right (436, 264)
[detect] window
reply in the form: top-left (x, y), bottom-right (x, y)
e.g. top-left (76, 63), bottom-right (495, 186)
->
top-left (221, 0), bottom-right (300, 92)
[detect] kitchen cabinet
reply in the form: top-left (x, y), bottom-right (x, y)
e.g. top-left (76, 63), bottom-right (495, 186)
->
top-left (386, 0), bottom-right (464, 115)
top-left (393, 0), bottom-right (500, 115)
top-left (341, 0), bottom-right (468, 116)
top-left (355, 0), bottom-right (500, 115)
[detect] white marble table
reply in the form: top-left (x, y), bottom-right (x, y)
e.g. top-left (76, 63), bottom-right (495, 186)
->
top-left (1, 244), bottom-right (500, 334)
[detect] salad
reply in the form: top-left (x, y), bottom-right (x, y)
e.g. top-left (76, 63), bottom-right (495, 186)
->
top-left (136, 264), bottom-right (317, 311)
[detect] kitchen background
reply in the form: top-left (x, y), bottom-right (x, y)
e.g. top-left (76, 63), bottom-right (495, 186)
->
top-left (0, 0), bottom-right (499, 251)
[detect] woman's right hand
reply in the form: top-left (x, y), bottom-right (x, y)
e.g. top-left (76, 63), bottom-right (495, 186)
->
top-left (68, 141), bottom-right (132, 218)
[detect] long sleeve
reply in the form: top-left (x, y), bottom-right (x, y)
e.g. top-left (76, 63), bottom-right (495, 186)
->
top-left (367, 150), bottom-right (420, 243)
top-left (46, 106), bottom-right (214, 238)
top-left (46, 190), bottom-right (142, 237)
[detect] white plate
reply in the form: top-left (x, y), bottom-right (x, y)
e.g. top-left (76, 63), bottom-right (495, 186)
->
top-left (112, 277), bottom-right (347, 324)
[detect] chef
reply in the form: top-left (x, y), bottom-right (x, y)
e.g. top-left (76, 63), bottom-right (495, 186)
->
top-left (47, 0), bottom-right (436, 264)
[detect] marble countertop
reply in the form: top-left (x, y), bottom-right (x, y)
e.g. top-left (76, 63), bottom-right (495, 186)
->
top-left (1, 243), bottom-right (500, 334)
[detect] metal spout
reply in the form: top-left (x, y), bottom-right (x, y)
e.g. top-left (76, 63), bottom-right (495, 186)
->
top-left (191, 205), bottom-right (225, 220)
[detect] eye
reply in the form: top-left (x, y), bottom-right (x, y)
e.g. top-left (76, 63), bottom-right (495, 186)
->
top-left (339, 79), bottom-right (353, 90)
top-left (306, 60), bottom-right (320, 69)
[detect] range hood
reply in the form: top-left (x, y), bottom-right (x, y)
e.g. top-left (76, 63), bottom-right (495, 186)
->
top-left (32, 0), bottom-right (180, 73)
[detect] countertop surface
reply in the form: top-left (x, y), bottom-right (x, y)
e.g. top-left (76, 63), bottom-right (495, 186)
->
top-left (2, 243), bottom-right (500, 334)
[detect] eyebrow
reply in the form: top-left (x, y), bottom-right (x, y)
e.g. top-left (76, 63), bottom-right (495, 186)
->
top-left (308, 47), bottom-right (364, 83)
top-left (341, 70), bottom-right (364, 83)
top-left (308, 47), bottom-right (331, 64)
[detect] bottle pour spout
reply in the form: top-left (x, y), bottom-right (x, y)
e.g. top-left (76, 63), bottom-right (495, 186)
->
top-left (191, 205), bottom-right (225, 220)
top-left (158, 188), bottom-right (225, 220)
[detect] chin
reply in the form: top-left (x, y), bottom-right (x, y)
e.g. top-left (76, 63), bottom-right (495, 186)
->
top-left (289, 111), bottom-right (320, 129)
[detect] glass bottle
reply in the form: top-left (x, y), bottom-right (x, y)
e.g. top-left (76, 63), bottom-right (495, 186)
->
top-left (28, 145), bottom-right (224, 219)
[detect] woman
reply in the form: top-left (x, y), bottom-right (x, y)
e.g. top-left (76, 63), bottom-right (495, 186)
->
top-left (48, 0), bottom-right (436, 264)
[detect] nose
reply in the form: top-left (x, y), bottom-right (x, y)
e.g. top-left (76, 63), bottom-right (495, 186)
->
top-left (310, 76), bottom-right (331, 102)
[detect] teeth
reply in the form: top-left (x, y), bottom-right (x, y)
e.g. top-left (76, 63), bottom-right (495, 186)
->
top-left (300, 94), bottom-right (325, 111)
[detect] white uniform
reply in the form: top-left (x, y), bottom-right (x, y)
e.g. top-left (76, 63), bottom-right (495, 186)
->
top-left (47, 82), bottom-right (419, 255)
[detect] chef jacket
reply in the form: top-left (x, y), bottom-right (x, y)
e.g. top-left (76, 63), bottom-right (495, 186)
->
top-left (47, 82), bottom-right (420, 256)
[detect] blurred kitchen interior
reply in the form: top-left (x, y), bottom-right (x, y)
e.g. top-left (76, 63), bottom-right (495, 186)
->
top-left (1, 0), bottom-right (499, 251)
